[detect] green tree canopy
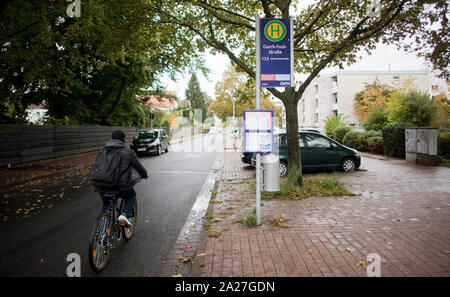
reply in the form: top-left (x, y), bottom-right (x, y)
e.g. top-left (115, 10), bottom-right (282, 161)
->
top-left (210, 65), bottom-right (275, 122)
top-left (185, 73), bottom-right (208, 123)
top-left (0, 0), bottom-right (205, 125)
top-left (387, 89), bottom-right (438, 127)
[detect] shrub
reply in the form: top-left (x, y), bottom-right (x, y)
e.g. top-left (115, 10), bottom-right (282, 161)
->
top-left (356, 131), bottom-right (381, 151)
top-left (382, 122), bottom-right (412, 158)
top-left (367, 136), bottom-right (383, 154)
top-left (342, 131), bottom-right (361, 149)
top-left (363, 107), bottom-right (389, 131)
top-left (387, 90), bottom-right (437, 127)
top-left (438, 131), bottom-right (450, 159)
top-left (324, 115), bottom-right (348, 139)
top-left (342, 130), bottom-right (381, 151)
top-left (333, 126), bottom-right (351, 144)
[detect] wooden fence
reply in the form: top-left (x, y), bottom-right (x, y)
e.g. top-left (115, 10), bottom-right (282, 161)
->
top-left (0, 124), bottom-right (142, 167)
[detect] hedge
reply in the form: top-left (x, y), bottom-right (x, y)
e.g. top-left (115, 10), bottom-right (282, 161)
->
top-left (367, 136), bottom-right (383, 154)
top-left (381, 122), bottom-right (412, 158)
top-left (342, 131), bottom-right (360, 149)
top-left (341, 130), bottom-right (382, 154)
top-left (438, 131), bottom-right (450, 159)
top-left (333, 126), bottom-right (351, 144)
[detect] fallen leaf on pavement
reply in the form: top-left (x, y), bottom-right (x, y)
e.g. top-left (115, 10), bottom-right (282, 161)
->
top-left (172, 274), bottom-right (183, 277)
top-left (357, 261), bottom-right (366, 266)
top-left (307, 249), bottom-right (312, 253)
top-left (186, 244), bottom-right (193, 248)
top-left (197, 253), bottom-right (206, 257)
top-left (178, 257), bottom-right (192, 263)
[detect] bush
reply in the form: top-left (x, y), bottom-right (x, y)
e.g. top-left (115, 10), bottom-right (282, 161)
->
top-left (333, 126), bottom-right (351, 144)
top-left (387, 90), bottom-right (437, 127)
top-left (343, 130), bottom-right (381, 152)
top-left (363, 107), bottom-right (389, 131)
top-left (324, 115), bottom-right (348, 139)
top-left (438, 131), bottom-right (450, 159)
top-left (382, 122), bottom-right (412, 158)
top-left (367, 136), bottom-right (383, 154)
top-left (356, 131), bottom-right (381, 151)
top-left (342, 131), bottom-right (361, 149)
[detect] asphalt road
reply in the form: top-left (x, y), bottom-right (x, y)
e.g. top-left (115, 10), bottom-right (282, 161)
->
top-left (0, 134), bottom-right (221, 276)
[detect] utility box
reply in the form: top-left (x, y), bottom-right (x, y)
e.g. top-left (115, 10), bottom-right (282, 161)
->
top-left (405, 128), bottom-right (438, 165)
top-left (261, 154), bottom-right (280, 192)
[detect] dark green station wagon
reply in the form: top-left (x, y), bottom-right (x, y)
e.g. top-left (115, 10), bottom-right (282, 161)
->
top-left (250, 131), bottom-right (361, 176)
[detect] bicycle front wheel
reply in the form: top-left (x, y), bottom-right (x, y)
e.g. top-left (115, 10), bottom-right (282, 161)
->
top-left (88, 212), bottom-right (113, 272)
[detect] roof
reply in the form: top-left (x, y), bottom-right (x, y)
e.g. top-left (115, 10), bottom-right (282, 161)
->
top-left (320, 70), bottom-right (429, 78)
top-left (178, 100), bottom-right (190, 108)
top-left (137, 94), bottom-right (176, 109)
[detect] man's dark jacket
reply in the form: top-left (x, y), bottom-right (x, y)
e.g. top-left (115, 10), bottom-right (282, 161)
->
top-left (99, 139), bottom-right (148, 191)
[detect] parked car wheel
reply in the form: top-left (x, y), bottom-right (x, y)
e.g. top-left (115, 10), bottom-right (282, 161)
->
top-left (340, 157), bottom-right (356, 172)
top-left (280, 161), bottom-right (288, 177)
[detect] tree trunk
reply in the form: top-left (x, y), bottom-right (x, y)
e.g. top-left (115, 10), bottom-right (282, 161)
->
top-left (101, 78), bottom-right (126, 125)
top-left (281, 88), bottom-right (303, 186)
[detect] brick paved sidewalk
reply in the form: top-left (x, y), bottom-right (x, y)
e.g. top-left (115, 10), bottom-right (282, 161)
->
top-left (194, 152), bottom-right (450, 277)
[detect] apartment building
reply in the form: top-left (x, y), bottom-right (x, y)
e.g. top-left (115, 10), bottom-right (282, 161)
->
top-left (297, 70), bottom-right (430, 130)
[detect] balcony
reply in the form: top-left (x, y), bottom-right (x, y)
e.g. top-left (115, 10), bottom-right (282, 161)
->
top-left (332, 85), bottom-right (337, 94)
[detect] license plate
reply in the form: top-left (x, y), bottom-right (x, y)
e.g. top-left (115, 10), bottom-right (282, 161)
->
top-left (137, 148), bottom-right (146, 151)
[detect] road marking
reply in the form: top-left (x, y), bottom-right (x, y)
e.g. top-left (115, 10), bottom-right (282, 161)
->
top-left (148, 170), bottom-right (209, 175)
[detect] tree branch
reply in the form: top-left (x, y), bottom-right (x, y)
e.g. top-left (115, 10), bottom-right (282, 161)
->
top-left (194, 0), bottom-right (255, 28)
top-left (261, 0), bottom-right (274, 18)
top-left (296, 0), bottom-right (408, 100)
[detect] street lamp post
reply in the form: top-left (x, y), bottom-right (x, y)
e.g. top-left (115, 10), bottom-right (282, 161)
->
top-left (232, 98), bottom-right (235, 120)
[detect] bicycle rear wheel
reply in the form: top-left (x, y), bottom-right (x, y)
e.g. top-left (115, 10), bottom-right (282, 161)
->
top-left (88, 212), bottom-right (113, 272)
top-left (123, 199), bottom-right (137, 241)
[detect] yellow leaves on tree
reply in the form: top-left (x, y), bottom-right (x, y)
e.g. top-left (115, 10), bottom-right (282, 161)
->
top-left (209, 65), bottom-right (276, 122)
top-left (354, 80), bottom-right (391, 122)
top-left (433, 93), bottom-right (450, 129)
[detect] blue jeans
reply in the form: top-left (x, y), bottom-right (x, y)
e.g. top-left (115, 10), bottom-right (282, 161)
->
top-left (97, 188), bottom-right (136, 219)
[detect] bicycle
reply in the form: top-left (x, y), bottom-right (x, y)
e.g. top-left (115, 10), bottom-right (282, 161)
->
top-left (88, 192), bottom-right (138, 272)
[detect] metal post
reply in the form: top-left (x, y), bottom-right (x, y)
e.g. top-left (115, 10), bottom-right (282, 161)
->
top-left (232, 99), bottom-right (235, 120)
top-left (255, 15), bottom-right (261, 226)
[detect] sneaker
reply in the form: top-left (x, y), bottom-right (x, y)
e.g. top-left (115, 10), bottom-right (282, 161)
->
top-left (118, 215), bottom-right (132, 227)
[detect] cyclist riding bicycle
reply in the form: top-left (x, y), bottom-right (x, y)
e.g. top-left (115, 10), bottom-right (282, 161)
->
top-left (92, 130), bottom-right (147, 227)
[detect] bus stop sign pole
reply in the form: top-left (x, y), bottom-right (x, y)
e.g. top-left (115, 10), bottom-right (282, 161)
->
top-left (255, 15), bottom-right (261, 226)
